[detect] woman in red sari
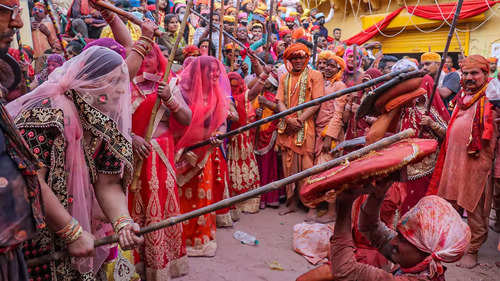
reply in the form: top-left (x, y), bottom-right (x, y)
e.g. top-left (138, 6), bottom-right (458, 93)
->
top-left (227, 72), bottom-right (261, 213)
top-left (129, 43), bottom-right (192, 280)
top-left (366, 60), bottom-right (450, 215)
top-left (175, 56), bottom-right (230, 256)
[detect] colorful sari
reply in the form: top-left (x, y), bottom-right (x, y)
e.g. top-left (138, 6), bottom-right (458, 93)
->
top-left (227, 72), bottom-right (261, 213)
top-left (128, 44), bottom-right (188, 279)
top-left (8, 46), bottom-right (133, 280)
top-left (175, 56), bottom-right (230, 256)
top-left (397, 75), bottom-right (449, 214)
top-left (253, 91), bottom-right (283, 207)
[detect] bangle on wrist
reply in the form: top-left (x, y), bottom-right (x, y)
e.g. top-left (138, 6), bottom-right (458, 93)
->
top-left (132, 48), bottom-right (145, 59)
top-left (139, 35), bottom-right (154, 44)
top-left (113, 215), bottom-right (134, 234)
top-left (56, 217), bottom-right (83, 244)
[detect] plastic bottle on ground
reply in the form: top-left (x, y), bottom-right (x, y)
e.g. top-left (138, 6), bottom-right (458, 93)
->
top-left (233, 230), bottom-right (259, 246)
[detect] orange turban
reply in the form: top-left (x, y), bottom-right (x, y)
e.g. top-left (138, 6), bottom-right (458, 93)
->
top-left (283, 43), bottom-right (310, 60)
top-left (461, 54), bottom-right (490, 74)
top-left (421, 52), bottom-right (441, 63)
top-left (333, 45), bottom-right (345, 57)
top-left (292, 28), bottom-right (305, 40)
top-left (224, 43), bottom-right (240, 51)
top-left (317, 50), bottom-right (346, 82)
top-left (488, 57), bottom-right (498, 64)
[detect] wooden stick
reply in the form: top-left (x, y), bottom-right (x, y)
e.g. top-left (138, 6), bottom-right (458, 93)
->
top-left (27, 129), bottom-right (415, 267)
top-left (185, 67), bottom-right (415, 151)
top-left (93, 0), bottom-right (163, 37)
top-left (190, 8), bottom-right (266, 65)
top-left (426, 0), bottom-right (464, 114)
top-left (16, 30), bottom-right (30, 91)
top-left (43, 0), bottom-right (69, 59)
top-left (129, 0), bottom-right (194, 192)
top-left (230, 0), bottom-right (241, 71)
top-left (265, 0), bottom-right (275, 62)
top-left (208, 0), bottom-right (215, 56)
top-left (218, 1), bottom-right (224, 59)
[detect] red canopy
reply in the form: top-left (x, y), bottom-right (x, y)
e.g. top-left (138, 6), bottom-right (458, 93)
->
top-left (345, 1), bottom-right (500, 46)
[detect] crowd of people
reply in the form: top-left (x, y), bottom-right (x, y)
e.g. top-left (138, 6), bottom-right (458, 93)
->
top-left (1, 0), bottom-right (500, 280)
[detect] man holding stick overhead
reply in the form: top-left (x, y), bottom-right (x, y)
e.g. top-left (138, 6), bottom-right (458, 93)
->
top-left (276, 43), bottom-right (324, 217)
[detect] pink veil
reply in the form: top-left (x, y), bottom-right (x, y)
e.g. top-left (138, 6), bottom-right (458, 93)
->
top-left (6, 46), bottom-right (132, 274)
top-left (173, 56), bottom-right (230, 150)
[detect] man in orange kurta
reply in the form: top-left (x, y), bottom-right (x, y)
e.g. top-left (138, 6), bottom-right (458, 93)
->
top-left (276, 43), bottom-right (324, 215)
top-left (429, 55), bottom-right (498, 269)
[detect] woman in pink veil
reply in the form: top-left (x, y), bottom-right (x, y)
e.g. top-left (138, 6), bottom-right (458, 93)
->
top-left (7, 46), bottom-right (143, 280)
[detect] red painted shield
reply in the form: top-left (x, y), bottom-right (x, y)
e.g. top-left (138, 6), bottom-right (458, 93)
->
top-left (300, 138), bottom-right (438, 207)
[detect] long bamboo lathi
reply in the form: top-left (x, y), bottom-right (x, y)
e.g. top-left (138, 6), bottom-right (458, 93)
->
top-left (218, 2), bottom-right (224, 59)
top-left (186, 67), bottom-right (417, 151)
top-left (189, 8), bottom-right (267, 65)
top-left (43, 0), bottom-right (69, 59)
top-left (425, 0), bottom-right (464, 114)
top-left (129, 0), bottom-right (194, 192)
top-left (230, 0), bottom-right (242, 71)
top-left (93, 0), bottom-right (164, 37)
top-left (27, 129), bottom-right (415, 267)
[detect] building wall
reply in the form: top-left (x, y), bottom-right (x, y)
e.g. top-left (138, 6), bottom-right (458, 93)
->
top-left (316, 0), bottom-right (500, 57)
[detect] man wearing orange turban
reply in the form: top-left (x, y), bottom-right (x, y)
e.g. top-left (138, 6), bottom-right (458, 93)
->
top-left (308, 51), bottom-right (348, 222)
top-left (429, 54), bottom-right (497, 269)
top-left (277, 43), bottom-right (324, 217)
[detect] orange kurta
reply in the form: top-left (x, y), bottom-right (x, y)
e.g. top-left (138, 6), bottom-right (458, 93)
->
top-left (315, 80), bottom-right (347, 163)
top-left (276, 68), bottom-right (324, 199)
top-left (276, 68), bottom-right (325, 155)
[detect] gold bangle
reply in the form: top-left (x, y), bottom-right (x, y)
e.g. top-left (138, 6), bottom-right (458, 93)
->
top-left (139, 35), bottom-right (154, 44)
top-left (132, 48), bottom-right (145, 59)
top-left (113, 215), bottom-right (134, 234)
top-left (56, 217), bottom-right (83, 244)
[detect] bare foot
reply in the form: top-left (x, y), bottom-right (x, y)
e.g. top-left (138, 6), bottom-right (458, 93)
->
top-left (305, 208), bottom-right (317, 222)
top-left (456, 253), bottom-right (478, 269)
top-left (279, 207), bottom-right (296, 216)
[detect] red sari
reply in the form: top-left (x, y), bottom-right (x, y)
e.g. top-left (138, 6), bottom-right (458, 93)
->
top-left (396, 75), bottom-right (450, 214)
top-left (175, 57), bottom-right (231, 257)
top-left (227, 73), bottom-right (261, 213)
top-left (129, 91), bottom-right (188, 279)
top-left (177, 148), bottom-right (218, 257)
top-left (128, 44), bottom-right (188, 279)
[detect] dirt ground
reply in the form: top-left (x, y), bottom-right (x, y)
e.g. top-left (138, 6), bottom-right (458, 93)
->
top-left (177, 207), bottom-right (500, 281)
